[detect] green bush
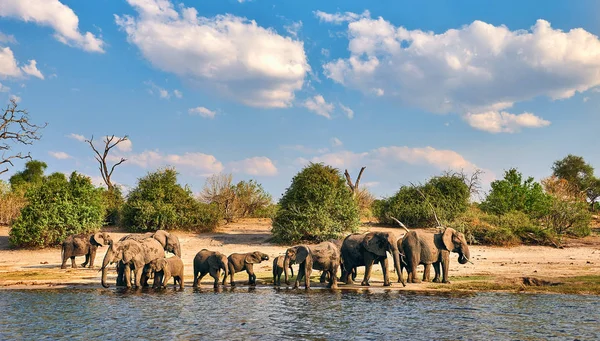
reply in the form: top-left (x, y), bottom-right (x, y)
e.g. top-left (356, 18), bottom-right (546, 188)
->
top-left (252, 203), bottom-right (279, 219)
top-left (122, 168), bottom-right (220, 232)
top-left (101, 186), bottom-right (124, 226)
top-left (378, 174), bottom-right (470, 227)
top-left (9, 172), bottom-right (105, 248)
top-left (271, 163), bottom-right (359, 244)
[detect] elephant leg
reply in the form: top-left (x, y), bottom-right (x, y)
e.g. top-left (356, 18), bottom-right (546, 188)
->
top-left (381, 257), bottom-right (391, 286)
top-left (423, 264), bottom-right (431, 282)
top-left (209, 268), bottom-right (220, 288)
top-left (70, 256), bottom-right (77, 269)
top-left (82, 254), bottom-right (89, 268)
top-left (432, 262), bottom-right (441, 283)
top-left (134, 267), bottom-right (143, 288)
top-left (178, 276), bottom-right (184, 289)
top-left (361, 257), bottom-right (375, 286)
top-left (304, 267), bottom-right (311, 289)
top-left (89, 249), bottom-right (96, 268)
top-left (229, 269), bottom-right (236, 286)
top-left (193, 271), bottom-right (206, 288)
top-left (61, 252), bottom-right (68, 269)
top-left (246, 264), bottom-right (256, 285)
top-left (320, 271), bottom-right (327, 284)
top-left (409, 258), bottom-right (420, 283)
top-left (442, 254), bottom-right (450, 283)
top-left (294, 266), bottom-right (305, 289)
top-left (328, 264), bottom-right (338, 289)
top-left (162, 273), bottom-right (171, 288)
top-left (123, 264), bottom-right (132, 288)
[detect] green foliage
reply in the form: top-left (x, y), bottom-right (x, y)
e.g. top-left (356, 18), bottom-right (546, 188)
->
top-left (101, 186), bottom-right (124, 226)
top-left (542, 194), bottom-right (591, 237)
top-left (272, 163), bottom-right (359, 244)
top-left (480, 168), bottom-right (550, 219)
top-left (122, 168), bottom-right (220, 232)
top-left (552, 154), bottom-right (600, 208)
top-left (9, 160), bottom-right (47, 192)
top-left (378, 174), bottom-right (470, 227)
top-left (233, 179), bottom-right (273, 218)
top-left (9, 172), bottom-right (105, 248)
top-left (252, 203), bottom-right (279, 219)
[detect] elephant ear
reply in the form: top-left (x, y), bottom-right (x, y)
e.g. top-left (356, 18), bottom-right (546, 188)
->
top-left (245, 252), bottom-right (262, 264)
top-left (152, 230), bottom-right (168, 248)
top-left (91, 232), bottom-right (112, 246)
top-left (362, 233), bottom-right (387, 257)
top-left (157, 258), bottom-right (167, 271)
top-left (295, 246), bottom-right (310, 264)
top-left (442, 228), bottom-right (456, 251)
top-left (123, 243), bottom-right (141, 264)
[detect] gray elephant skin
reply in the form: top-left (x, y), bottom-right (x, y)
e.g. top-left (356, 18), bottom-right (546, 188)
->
top-left (272, 255), bottom-right (294, 286)
top-left (341, 232), bottom-right (404, 287)
top-left (284, 241), bottom-right (340, 289)
top-left (101, 238), bottom-right (164, 288)
top-left (193, 249), bottom-right (229, 288)
top-left (399, 228), bottom-right (470, 284)
top-left (144, 256), bottom-right (185, 289)
top-left (60, 232), bottom-right (111, 269)
top-left (227, 251), bottom-right (269, 286)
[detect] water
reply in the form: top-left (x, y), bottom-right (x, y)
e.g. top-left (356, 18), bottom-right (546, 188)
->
top-left (0, 288), bottom-right (599, 340)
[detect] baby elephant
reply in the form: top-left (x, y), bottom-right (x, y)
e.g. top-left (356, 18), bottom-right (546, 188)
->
top-left (148, 256), bottom-right (185, 289)
top-left (227, 251), bottom-right (269, 286)
top-left (272, 255), bottom-right (294, 286)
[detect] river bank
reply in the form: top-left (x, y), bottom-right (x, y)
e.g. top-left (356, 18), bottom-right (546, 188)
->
top-left (1, 219), bottom-right (599, 294)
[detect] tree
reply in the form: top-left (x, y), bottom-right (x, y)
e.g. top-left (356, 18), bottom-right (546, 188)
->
top-left (1, 99), bottom-right (46, 175)
top-left (85, 135), bottom-right (128, 191)
top-left (344, 167), bottom-right (366, 198)
top-left (233, 179), bottom-right (272, 218)
top-left (442, 168), bottom-right (485, 199)
top-left (9, 160), bottom-right (47, 191)
top-left (200, 173), bottom-right (237, 222)
top-left (271, 163), bottom-right (359, 244)
top-left (552, 155), bottom-right (600, 209)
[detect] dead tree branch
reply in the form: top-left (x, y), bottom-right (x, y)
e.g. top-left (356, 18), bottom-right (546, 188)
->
top-left (0, 99), bottom-right (46, 174)
top-left (85, 134), bottom-right (128, 190)
top-left (344, 166), bottom-right (366, 197)
top-left (390, 216), bottom-right (410, 233)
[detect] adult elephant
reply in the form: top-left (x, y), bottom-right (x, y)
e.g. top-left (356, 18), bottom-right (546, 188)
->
top-left (192, 249), bottom-right (229, 288)
top-left (227, 251), bottom-right (269, 286)
top-left (115, 230), bottom-right (181, 286)
top-left (398, 228), bottom-right (470, 284)
top-left (341, 232), bottom-right (404, 287)
top-left (100, 238), bottom-right (164, 288)
top-left (61, 232), bottom-right (111, 269)
top-left (320, 238), bottom-right (356, 283)
top-left (284, 241), bottom-right (340, 289)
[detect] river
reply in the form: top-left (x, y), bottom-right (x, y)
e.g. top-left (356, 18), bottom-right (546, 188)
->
top-left (0, 288), bottom-right (598, 340)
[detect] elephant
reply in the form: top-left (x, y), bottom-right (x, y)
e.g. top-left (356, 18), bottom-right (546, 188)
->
top-left (398, 228), bottom-right (470, 284)
top-left (143, 256), bottom-right (184, 289)
top-left (115, 230), bottom-right (181, 286)
top-left (227, 251), bottom-right (269, 286)
top-left (272, 255), bottom-right (294, 286)
top-left (319, 238), bottom-right (356, 283)
top-left (192, 249), bottom-right (229, 288)
top-left (284, 241), bottom-right (340, 289)
top-left (60, 232), bottom-right (111, 269)
top-left (340, 232), bottom-right (405, 287)
top-left (100, 238), bottom-right (164, 288)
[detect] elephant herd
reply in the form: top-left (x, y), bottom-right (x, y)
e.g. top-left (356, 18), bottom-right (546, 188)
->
top-left (60, 227), bottom-right (471, 290)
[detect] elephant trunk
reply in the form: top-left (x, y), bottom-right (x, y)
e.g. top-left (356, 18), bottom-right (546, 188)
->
top-left (101, 253), bottom-right (111, 288)
top-left (283, 256), bottom-right (291, 285)
top-left (175, 244), bottom-right (182, 258)
top-left (458, 247), bottom-right (470, 265)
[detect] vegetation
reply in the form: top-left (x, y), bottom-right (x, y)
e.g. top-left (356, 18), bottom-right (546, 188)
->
top-left (271, 163), bottom-right (359, 244)
top-left (9, 172), bottom-right (105, 248)
top-left (0, 180), bottom-right (26, 225)
top-left (121, 168), bottom-right (220, 232)
top-left (551, 154), bottom-right (600, 210)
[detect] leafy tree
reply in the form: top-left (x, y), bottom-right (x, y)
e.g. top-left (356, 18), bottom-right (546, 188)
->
top-left (234, 179), bottom-right (272, 217)
top-left (480, 168), bottom-right (550, 219)
top-left (9, 160), bottom-right (47, 191)
top-left (122, 168), bottom-right (220, 232)
top-left (552, 154), bottom-right (600, 209)
top-left (9, 172), bottom-right (105, 248)
top-left (271, 163), bottom-right (359, 244)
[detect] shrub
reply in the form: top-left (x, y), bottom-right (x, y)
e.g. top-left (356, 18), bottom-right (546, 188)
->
top-left (541, 177), bottom-right (591, 237)
top-left (101, 186), bottom-right (124, 226)
top-left (271, 163), bottom-right (359, 244)
top-left (9, 172), bottom-right (105, 248)
top-left (355, 187), bottom-right (375, 219)
top-left (9, 160), bottom-right (47, 193)
top-left (122, 168), bottom-right (220, 232)
top-left (252, 203), bottom-right (279, 219)
top-left (0, 180), bottom-right (26, 225)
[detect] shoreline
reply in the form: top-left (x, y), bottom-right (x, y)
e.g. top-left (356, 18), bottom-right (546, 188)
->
top-left (1, 219), bottom-right (599, 295)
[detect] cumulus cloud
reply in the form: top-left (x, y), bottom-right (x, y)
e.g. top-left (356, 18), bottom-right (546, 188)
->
top-left (0, 31), bottom-right (16, 44)
top-left (145, 81), bottom-right (182, 99)
top-left (116, 0), bottom-right (309, 108)
top-left (321, 16), bottom-right (600, 131)
top-left (331, 137), bottom-right (343, 147)
top-left (285, 21), bottom-right (303, 38)
top-left (339, 102), bottom-right (354, 119)
top-left (0, 0), bottom-right (104, 53)
top-left (20, 60), bottom-right (44, 79)
top-left (228, 156), bottom-right (278, 176)
top-left (314, 10), bottom-right (370, 24)
top-left (0, 47), bottom-right (44, 79)
top-left (173, 89), bottom-right (183, 98)
top-left (67, 133), bottom-right (86, 142)
top-left (48, 151), bottom-right (71, 159)
top-left (464, 111), bottom-right (551, 133)
top-left (0, 82), bottom-right (9, 92)
top-left (189, 106), bottom-right (217, 119)
top-left (115, 150), bottom-right (225, 175)
top-left (303, 95), bottom-right (334, 118)
top-left (114, 137), bottom-right (133, 152)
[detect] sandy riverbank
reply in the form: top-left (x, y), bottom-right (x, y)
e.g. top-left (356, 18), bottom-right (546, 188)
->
top-left (1, 219), bottom-right (599, 294)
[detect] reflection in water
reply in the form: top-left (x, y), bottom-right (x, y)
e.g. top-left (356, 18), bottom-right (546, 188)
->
top-left (0, 288), bottom-right (599, 340)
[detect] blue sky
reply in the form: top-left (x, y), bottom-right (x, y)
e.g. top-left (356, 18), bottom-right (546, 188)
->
top-left (1, 0), bottom-right (600, 200)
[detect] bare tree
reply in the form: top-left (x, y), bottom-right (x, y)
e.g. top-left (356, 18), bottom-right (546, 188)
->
top-left (442, 168), bottom-right (485, 199)
top-left (0, 99), bottom-right (46, 175)
top-left (200, 173), bottom-right (238, 223)
top-left (85, 135), bottom-right (128, 190)
top-left (344, 166), bottom-right (366, 197)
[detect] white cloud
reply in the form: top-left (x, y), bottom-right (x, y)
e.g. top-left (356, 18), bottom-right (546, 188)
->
top-left (20, 60), bottom-right (44, 79)
top-left (48, 151), bottom-right (71, 159)
top-left (303, 95), bottom-right (334, 118)
top-left (116, 0), bottom-right (309, 108)
top-left (228, 156), bottom-right (278, 176)
top-left (323, 17), bottom-right (600, 131)
top-left (284, 21), bottom-right (302, 38)
top-left (0, 82), bottom-right (9, 92)
top-left (0, 47), bottom-right (43, 80)
top-left (339, 102), bottom-right (354, 119)
top-left (463, 111), bottom-right (551, 133)
top-left (173, 89), bottom-right (182, 98)
top-left (9, 94), bottom-right (20, 103)
top-left (0, 0), bottom-right (104, 53)
top-left (189, 106), bottom-right (217, 119)
top-left (67, 133), bottom-right (86, 142)
top-left (145, 81), bottom-right (172, 99)
top-left (117, 150), bottom-right (225, 175)
top-left (314, 10), bottom-right (370, 24)
top-left (583, 97), bottom-right (589, 102)
top-left (331, 137), bottom-right (343, 147)
top-left (114, 137), bottom-right (132, 152)
top-left (0, 31), bottom-right (16, 44)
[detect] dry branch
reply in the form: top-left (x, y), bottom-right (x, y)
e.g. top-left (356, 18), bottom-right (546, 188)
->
top-left (344, 166), bottom-right (366, 197)
top-left (85, 134), bottom-right (128, 190)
